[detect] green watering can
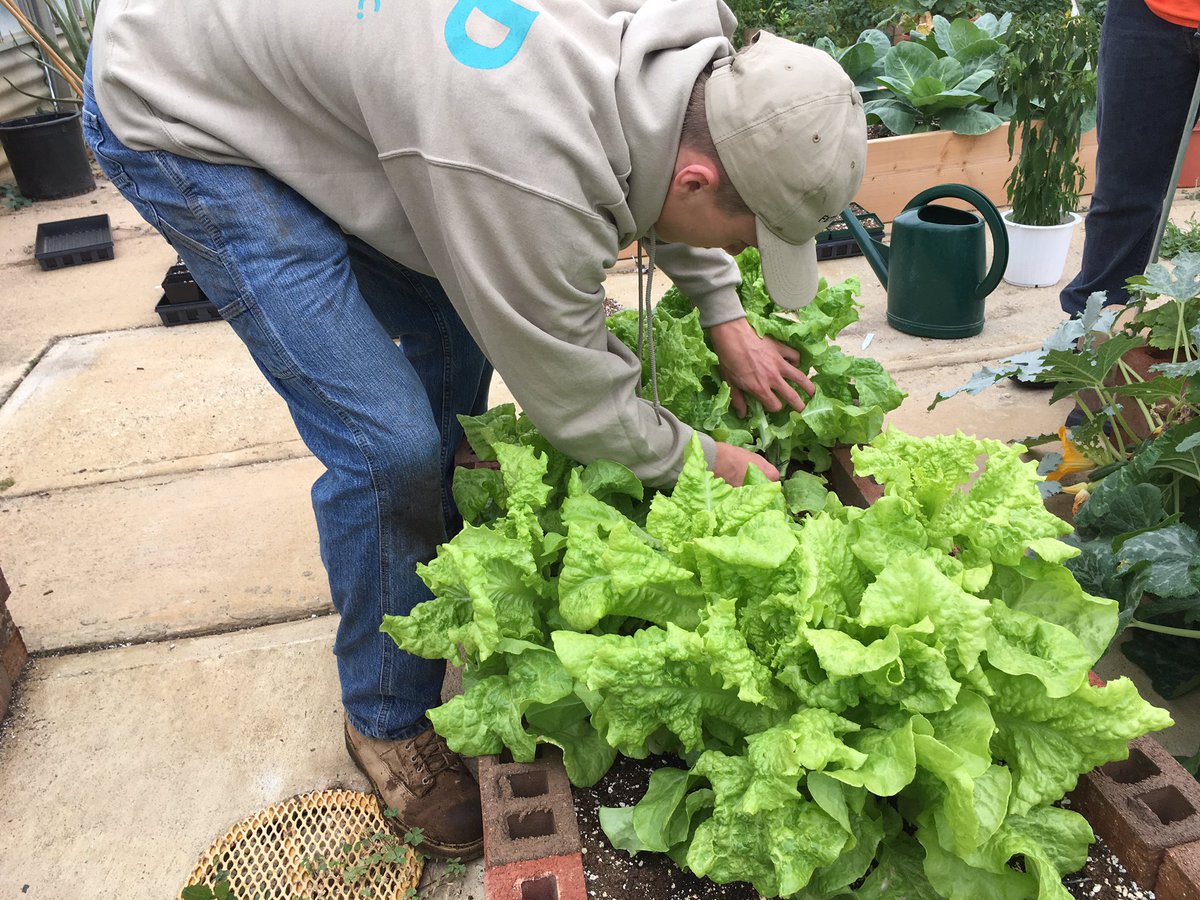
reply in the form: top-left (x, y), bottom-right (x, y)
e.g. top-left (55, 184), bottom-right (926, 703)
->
top-left (840, 184), bottom-right (1009, 339)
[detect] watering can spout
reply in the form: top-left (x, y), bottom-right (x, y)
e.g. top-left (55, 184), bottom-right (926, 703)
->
top-left (840, 208), bottom-right (889, 288)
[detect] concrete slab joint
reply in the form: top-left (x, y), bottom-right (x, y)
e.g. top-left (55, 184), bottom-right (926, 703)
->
top-left (1068, 736), bottom-right (1200, 890)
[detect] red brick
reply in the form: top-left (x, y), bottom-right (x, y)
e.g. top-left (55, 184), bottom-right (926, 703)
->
top-left (479, 748), bottom-right (581, 869)
top-left (483, 852), bottom-right (586, 900)
top-left (1069, 737), bottom-right (1200, 890)
top-left (1158, 840), bottom-right (1200, 900)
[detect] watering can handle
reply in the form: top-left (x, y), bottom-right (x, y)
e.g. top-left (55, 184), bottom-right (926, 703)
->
top-left (903, 183), bottom-right (1009, 300)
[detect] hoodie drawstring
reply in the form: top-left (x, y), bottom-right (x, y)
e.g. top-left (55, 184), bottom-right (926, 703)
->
top-left (635, 232), bottom-right (663, 422)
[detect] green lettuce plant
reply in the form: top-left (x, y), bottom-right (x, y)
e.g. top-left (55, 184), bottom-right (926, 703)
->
top-left (383, 411), bottom-right (1169, 898)
top-left (606, 252), bottom-right (904, 473)
top-left (932, 259), bottom-right (1200, 699)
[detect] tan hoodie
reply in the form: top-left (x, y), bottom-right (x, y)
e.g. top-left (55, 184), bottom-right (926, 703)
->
top-left (91, 0), bottom-right (748, 485)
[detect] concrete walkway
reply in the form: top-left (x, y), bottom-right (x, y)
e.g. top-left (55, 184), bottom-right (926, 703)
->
top-left (1, 176), bottom-right (1197, 899)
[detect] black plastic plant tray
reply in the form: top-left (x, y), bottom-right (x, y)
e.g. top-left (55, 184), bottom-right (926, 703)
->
top-left (816, 202), bottom-right (884, 245)
top-left (155, 294), bottom-right (221, 327)
top-left (34, 214), bottom-right (114, 270)
top-left (817, 237), bottom-right (863, 262)
top-left (816, 232), bottom-right (883, 262)
top-left (161, 263), bottom-right (207, 304)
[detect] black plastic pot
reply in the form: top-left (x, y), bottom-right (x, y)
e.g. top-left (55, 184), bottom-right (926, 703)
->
top-left (0, 111), bottom-right (95, 200)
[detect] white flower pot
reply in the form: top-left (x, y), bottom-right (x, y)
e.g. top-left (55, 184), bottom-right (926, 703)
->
top-left (1001, 210), bottom-right (1082, 288)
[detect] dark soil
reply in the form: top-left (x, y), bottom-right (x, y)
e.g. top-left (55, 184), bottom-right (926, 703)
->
top-left (574, 754), bottom-right (758, 900)
top-left (866, 123), bottom-right (896, 140)
top-left (573, 755), bottom-right (1156, 900)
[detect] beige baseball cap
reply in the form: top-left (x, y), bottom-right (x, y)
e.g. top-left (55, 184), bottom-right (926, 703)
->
top-left (706, 32), bottom-right (867, 309)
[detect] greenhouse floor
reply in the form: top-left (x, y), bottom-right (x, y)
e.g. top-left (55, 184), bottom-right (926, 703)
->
top-left (1, 176), bottom-right (1198, 899)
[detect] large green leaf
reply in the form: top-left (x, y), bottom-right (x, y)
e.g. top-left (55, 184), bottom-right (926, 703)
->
top-left (987, 671), bottom-right (1174, 814)
top-left (1073, 477), bottom-right (1164, 538)
top-left (955, 40), bottom-right (1005, 82)
top-left (1129, 252), bottom-right (1200, 302)
top-left (1046, 333), bottom-right (1145, 402)
top-left (427, 641), bottom-right (575, 759)
top-left (880, 40), bottom-right (940, 92)
top-left (935, 18), bottom-right (989, 56)
top-left (1149, 418), bottom-right (1200, 485)
top-left (937, 107), bottom-right (1005, 135)
top-left (1119, 523), bottom-right (1200, 599)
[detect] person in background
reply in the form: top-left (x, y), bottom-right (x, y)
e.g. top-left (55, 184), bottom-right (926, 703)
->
top-left (84, 0), bottom-right (864, 859)
top-left (1060, 0), bottom-right (1200, 317)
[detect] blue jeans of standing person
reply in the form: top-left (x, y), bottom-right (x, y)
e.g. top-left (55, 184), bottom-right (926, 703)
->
top-left (81, 66), bottom-right (492, 742)
top-left (1060, 0), bottom-right (1200, 316)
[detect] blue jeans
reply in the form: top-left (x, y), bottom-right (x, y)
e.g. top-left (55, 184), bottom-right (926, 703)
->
top-left (1060, 0), bottom-right (1200, 315)
top-left (82, 68), bottom-right (492, 741)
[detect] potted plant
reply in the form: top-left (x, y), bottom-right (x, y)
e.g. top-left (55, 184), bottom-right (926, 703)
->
top-left (998, 11), bottom-right (1098, 287)
top-left (0, 0), bottom-right (96, 200)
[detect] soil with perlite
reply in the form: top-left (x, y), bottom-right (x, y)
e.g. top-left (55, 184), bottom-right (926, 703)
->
top-left (573, 755), bottom-right (1156, 900)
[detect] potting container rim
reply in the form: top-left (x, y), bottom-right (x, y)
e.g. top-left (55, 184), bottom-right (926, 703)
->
top-left (1001, 209), bottom-right (1083, 230)
top-left (0, 110), bottom-right (82, 132)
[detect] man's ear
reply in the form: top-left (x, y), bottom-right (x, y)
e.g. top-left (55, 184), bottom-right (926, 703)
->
top-left (671, 156), bottom-right (721, 196)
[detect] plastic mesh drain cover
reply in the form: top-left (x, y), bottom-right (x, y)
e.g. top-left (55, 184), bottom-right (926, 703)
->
top-left (183, 789), bottom-right (423, 899)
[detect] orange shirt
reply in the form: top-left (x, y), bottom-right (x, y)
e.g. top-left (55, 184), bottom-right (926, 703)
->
top-left (1146, 0), bottom-right (1200, 27)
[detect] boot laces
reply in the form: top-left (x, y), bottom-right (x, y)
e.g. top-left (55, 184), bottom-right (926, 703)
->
top-left (408, 728), bottom-right (458, 787)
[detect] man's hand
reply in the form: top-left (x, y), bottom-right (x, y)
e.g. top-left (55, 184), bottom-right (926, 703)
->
top-left (709, 317), bottom-right (815, 418)
top-left (713, 441), bottom-right (778, 485)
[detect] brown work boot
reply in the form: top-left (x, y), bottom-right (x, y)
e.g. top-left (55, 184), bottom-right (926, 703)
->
top-left (344, 716), bottom-right (483, 860)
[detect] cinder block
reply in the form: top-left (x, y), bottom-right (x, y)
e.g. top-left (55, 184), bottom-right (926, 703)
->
top-left (1069, 736), bottom-right (1200, 890)
top-left (1158, 840), bottom-right (1200, 900)
top-left (482, 852), bottom-right (586, 900)
top-left (478, 747), bottom-right (581, 869)
top-left (829, 445), bottom-right (883, 509)
top-left (0, 666), bottom-right (12, 723)
top-left (0, 566), bottom-right (26, 717)
top-left (0, 582), bottom-right (28, 687)
top-left (1, 625), bottom-right (27, 687)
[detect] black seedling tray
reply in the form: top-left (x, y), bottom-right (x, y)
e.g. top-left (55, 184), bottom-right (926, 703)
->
top-left (161, 262), bottom-right (207, 304)
top-left (34, 213), bottom-right (114, 270)
top-left (816, 232), bottom-right (883, 262)
top-left (815, 202), bottom-right (883, 262)
top-left (155, 294), bottom-right (221, 327)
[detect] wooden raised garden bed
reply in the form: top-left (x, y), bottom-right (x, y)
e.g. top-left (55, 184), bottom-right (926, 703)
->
top-left (855, 126), bottom-right (1099, 224)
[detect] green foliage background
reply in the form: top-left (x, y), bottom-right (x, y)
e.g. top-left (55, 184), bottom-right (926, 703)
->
top-left (723, 0), bottom-right (1106, 47)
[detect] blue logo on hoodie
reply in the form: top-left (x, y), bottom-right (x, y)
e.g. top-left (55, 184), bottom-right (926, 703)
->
top-left (445, 0), bottom-right (538, 70)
